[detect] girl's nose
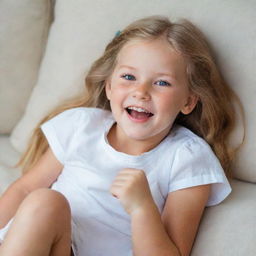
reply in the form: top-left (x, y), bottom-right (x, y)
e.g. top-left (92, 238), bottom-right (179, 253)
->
top-left (132, 83), bottom-right (151, 101)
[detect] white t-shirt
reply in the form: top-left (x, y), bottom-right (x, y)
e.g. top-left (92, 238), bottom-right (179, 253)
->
top-left (0, 107), bottom-right (232, 255)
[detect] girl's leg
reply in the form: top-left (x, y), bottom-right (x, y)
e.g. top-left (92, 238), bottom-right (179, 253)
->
top-left (0, 188), bottom-right (72, 256)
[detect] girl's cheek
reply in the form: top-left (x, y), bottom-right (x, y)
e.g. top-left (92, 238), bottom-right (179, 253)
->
top-left (117, 84), bottom-right (133, 93)
top-left (119, 79), bottom-right (132, 86)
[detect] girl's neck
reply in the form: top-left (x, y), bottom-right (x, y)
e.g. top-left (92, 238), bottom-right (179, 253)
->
top-left (107, 123), bottom-right (161, 156)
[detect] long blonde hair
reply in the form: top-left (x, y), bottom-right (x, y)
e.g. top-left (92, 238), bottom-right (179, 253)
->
top-left (16, 15), bottom-right (245, 179)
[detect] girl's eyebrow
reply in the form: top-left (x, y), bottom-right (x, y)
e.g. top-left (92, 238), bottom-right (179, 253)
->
top-left (118, 65), bottom-right (137, 70)
top-left (118, 65), bottom-right (177, 80)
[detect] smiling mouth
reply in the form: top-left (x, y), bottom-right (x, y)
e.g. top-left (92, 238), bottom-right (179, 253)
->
top-left (125, 106), bottom-right (154, 120)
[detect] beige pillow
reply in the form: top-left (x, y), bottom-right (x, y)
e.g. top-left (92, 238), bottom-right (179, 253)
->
top-left (0, 0), bottom-right (52, 134)
top-left (10, 0), bottom-right (255, 182)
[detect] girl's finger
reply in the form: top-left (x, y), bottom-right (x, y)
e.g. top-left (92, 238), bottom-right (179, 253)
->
top-left (110, 185), bottom-right (123, 198)
top-left (113, 175), bottom-right (130, 181)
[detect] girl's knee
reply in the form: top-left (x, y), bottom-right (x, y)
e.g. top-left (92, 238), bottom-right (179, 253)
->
top-left (19, 188), bottom-right (71, 219)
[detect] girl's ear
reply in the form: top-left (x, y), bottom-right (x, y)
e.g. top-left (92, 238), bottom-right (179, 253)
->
top-left (181, 94), bottom-right (199, 115)
top-left (105, 80), bottom-right (111, 100)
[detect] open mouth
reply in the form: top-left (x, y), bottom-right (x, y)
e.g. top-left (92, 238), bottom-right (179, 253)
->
top-left (125, 106), bottom-right (154, 121)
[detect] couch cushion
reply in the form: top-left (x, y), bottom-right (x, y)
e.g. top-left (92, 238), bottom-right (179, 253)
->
top-left (192, 179), bottom-right (256, 256)
top-left (0, 136), bottom-right (21, 194)
top-left (10, 0), bottom-right (256, 182)
top-left (0, 0), bottom-right (52, 134)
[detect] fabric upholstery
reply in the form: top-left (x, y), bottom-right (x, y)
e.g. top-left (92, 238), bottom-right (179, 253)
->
top-left (192, 179), bottom-right (256, 256)
top-left (0, 0), bottom-right (52, 134)
top-left (0, 136), bottom-right (21, 194)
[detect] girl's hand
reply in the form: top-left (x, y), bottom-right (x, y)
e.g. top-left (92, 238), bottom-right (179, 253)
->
top-left (110, 168), bottom-right (155, 215)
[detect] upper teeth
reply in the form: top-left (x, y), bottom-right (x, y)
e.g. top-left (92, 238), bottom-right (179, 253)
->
top-left (127, 106), bottom-right (150, 113)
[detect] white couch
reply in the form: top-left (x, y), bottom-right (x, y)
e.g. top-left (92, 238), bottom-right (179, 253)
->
top-left (0, 0), bottom-right (255, 255)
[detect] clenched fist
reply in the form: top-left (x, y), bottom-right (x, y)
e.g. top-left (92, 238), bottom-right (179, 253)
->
top-left (110, 168), bottom-right (154, 215)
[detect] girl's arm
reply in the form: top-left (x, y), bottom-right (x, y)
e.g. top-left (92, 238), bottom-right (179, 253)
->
top-left (0, 147), bottom-right (63, 229)
top-left (110, 169), bottom-right (210, 256)
top-left (161, 185), bottom-right (210, 256)
top-left (131, 184), bottom-right (210, 256)
top-left (130, 199), bottom-right (180, 256)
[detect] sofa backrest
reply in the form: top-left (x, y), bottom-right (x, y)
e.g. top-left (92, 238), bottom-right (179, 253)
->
top-left (9, 0), bottom-right (256, 182)
top-left (0, 0), bottom-right (52, 134)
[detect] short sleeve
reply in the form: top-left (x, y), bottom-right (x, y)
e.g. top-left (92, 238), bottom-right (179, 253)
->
top-left (168, 138), bottom-right (232, 206)
top-left (40, 108), bottom-right (82, 164)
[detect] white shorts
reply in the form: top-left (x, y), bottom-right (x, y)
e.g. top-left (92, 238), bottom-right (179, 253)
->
top-left (0, 218), bottom-right (13, 244)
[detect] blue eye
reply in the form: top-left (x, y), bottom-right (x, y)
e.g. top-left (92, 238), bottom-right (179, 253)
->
top-left (121, 74), bottom-right (136, 81)
top-left (155, 80), bottom-right (171, 86)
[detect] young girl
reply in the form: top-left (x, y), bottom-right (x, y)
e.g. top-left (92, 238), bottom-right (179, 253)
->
top-left (0, 15), bottom-right (244, 256)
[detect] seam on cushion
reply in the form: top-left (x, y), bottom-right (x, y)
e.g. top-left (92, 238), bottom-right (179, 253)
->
top-left (33, 0), bottom-right (54, 88)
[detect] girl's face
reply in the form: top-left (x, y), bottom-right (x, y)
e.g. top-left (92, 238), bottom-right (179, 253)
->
top-left (105, 38), bottom-right (198, 149)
